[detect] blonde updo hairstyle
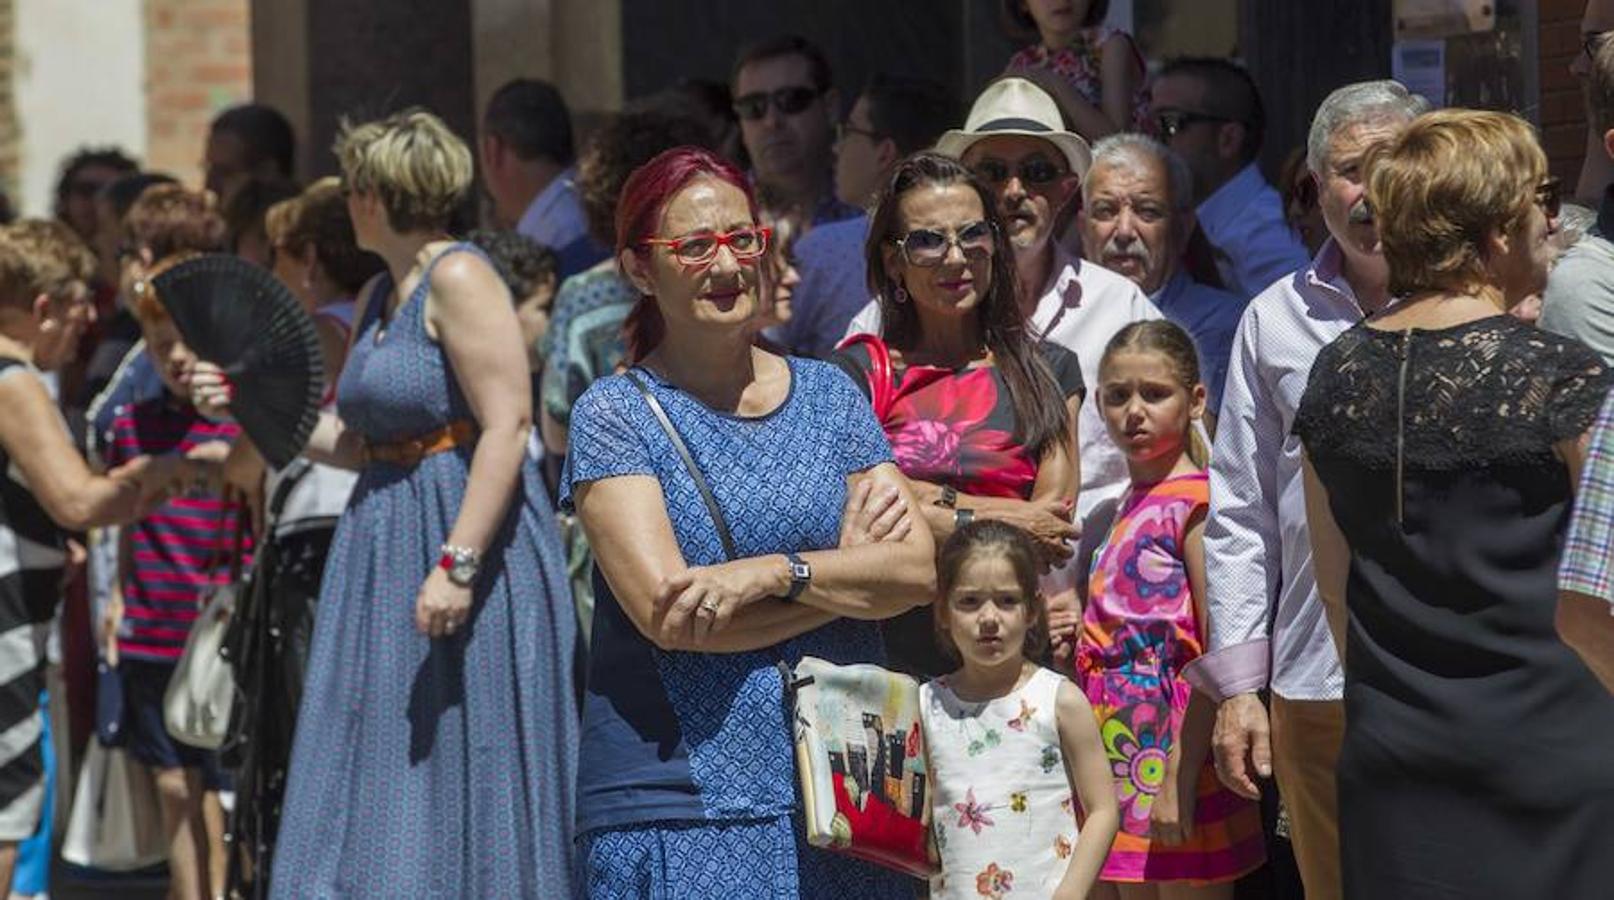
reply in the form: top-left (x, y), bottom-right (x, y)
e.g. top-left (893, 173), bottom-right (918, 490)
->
top-left (334, 108), bottom-right (472, 233)
top-left (1364, 109), bottom-right (1547, 298)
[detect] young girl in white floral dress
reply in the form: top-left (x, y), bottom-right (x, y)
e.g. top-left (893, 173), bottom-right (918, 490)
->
top-left (921, 521), bottom-right (1120, 900)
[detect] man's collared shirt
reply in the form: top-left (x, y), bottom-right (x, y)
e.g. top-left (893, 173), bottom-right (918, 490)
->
top-left (773, 215), bottom-right (870, 358)
top-left (1187, 239), bottom-right (1363, 703)
top-left (843, 249), bottom-right (1161, 523)
top-left (517, 165), bottom-right (608, 279)
top-left (1196, 162), bottom-right (1310, 300)
top-left (1561, 388), bottom-right (1614, 605)
top-left (1149, 269), bottom-right (1247, 414)
top-left (1542, 185), bottom-right (1614, 365)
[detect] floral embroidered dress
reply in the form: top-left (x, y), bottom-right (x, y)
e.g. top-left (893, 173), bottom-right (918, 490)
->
top-left (922, 667), bottom-right (1078, 900)
top-left (834, 336), bottom-right (1085, 676)
top-left (1074, 472), bottom-right (1264, 883)
top-left (1006, 27), bottom-right (1151, 134)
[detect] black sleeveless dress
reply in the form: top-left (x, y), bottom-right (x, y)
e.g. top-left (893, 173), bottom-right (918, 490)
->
top-left (1294, 316), bottom-right (1614, 898)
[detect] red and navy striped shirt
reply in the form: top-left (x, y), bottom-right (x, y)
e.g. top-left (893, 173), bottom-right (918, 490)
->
top-left (105, 397), bottom-right (250, 663)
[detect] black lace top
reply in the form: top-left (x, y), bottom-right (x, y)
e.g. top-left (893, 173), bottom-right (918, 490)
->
top-left (1288, 315), bottom-right (1614, 896)
top-left (1294, 315), bottom-right (1609, 472)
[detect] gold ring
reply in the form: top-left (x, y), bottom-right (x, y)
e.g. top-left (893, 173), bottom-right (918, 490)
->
top-left (699, 598), bottom-right (720, 615)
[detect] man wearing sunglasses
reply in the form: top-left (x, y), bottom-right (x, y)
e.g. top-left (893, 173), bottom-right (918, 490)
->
top-left (730, 35), bottom-right (859, 233)
top-left (1150, 58), bottom-right (1308, 300)
top-left (771, 75), bottom-right (957, 358)
top-left (1571, 0), bottom-right (1614, 203)
top-left (1546, 23), bottom-right (1614, 367)
top-left (844, 77), bottom-right (1161, 526)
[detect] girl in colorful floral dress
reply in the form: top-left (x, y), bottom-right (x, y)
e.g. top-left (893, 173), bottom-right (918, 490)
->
top-left (1074, 322), bottom-right (1264, 898)
top-left (1001, 0), bottom-right (1150, 139)
top-left (922, 521), bottom-right (1119, 900)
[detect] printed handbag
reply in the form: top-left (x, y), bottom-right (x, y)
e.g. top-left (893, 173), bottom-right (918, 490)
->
top-left (784, 656), bottom-right (937, 878)
top-left (163, 492), bottom-right (248, 750)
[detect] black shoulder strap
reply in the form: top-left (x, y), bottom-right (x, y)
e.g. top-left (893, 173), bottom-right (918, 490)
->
top-left (624, 370), bottom-right (738, 561)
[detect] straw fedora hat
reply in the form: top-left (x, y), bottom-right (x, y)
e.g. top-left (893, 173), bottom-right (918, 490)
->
top-left (934, 77), bottom-right (1093, 178)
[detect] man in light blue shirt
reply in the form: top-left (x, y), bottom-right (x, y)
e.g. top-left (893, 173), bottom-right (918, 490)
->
top-left (479, 78), bottom-right (607, 279)
top-left (1150, 58), bottom-right (1308, 299)
top-left (1077, 133), bottom-right (1246, 413)
top-left (775, 74), bottom-right (957, 357)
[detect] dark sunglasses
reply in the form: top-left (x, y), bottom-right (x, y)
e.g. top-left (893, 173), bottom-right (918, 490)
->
top-left (732, 86), bottom-right (823, 121)
top-left (1536, 176), bottom-right (1563, 220)
top-left (969, 156), bottom-right (1066, 187)
top-left (895, 220), bottom-right (995, 267)
top-left (1156, 109), bottom-right (1239, 139)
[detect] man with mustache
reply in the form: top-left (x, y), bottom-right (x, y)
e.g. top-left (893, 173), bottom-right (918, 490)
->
top-left (844, 77), bottom-right (1161, 525)
top-left (1182, 80), bottom-right (1427, 900)
top-left (1077, 133), bottom-right (1246, 412)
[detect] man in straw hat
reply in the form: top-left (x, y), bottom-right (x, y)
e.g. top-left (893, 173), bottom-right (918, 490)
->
top-left (845, 76), bottom-right (1161, 525)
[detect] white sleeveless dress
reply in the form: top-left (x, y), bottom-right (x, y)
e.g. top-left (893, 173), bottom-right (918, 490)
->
top-left (922, 666), bottom-right (1081, 899)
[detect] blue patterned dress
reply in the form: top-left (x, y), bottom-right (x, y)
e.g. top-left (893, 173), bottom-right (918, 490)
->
top-left (561, 358), bottom-right (915, 898)
top-left (271, 244), bottom-right (578, 898)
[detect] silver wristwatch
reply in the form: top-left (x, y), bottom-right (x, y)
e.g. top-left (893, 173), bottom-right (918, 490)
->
top-left (438, 544), bottom-right (481, 587)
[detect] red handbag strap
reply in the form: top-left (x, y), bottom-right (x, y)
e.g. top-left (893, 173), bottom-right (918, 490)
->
top-left (838, 333), bottom-right (897, 421)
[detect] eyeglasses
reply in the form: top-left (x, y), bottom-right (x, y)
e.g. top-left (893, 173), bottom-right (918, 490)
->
top-left (732, 86), bottom-right (823, 121)
top-left (969, 157), bottom-right (1066, 187)
top-left (1535, 176), bottom-right (1563, 219)
top-left (1155, 109), bottom-right (1238, 139)
top-left (836, 121), bottom-right (882, 144)
top-left (894, 220), bottom-right (995, 267)
top-left (641, 226), bottom-right (772, 267)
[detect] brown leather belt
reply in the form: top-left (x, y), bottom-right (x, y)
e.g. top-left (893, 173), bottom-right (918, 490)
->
top-left (364, 420), bottom-right (477, 467)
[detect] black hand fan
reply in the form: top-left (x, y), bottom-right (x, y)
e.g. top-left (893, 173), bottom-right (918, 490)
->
top-left (151, 254), bottom-right (322, 468)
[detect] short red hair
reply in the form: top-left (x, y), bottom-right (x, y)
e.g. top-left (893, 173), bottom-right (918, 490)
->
top-left (614, 146), bottom-right (757, 363)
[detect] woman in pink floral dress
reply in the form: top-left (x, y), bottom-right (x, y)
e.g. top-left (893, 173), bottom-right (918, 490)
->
top-left (833, 152), bottom-right (1083, 677)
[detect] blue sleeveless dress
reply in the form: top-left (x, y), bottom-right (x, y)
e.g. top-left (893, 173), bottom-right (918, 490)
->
top-left (271, 243), bottom-right (578, 898)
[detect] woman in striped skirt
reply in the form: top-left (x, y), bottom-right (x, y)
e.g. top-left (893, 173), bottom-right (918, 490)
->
top-left (0, 220), bottom-right (182, 886)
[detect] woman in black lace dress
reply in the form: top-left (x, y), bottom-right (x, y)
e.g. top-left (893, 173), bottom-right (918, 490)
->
top-left (1293, 110), bottom-right (1614, 897)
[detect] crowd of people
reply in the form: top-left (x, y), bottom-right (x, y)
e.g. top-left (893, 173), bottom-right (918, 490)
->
top-left (2, 0), bottom-right (1614, 897)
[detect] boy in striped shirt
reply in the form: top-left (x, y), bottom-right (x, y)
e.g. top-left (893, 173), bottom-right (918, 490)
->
top-left (100, 272), bottom-right (245, 893)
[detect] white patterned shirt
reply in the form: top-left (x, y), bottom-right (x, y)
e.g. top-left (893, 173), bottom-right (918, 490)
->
top-left (1187, 239), bottom-right (1365, 702)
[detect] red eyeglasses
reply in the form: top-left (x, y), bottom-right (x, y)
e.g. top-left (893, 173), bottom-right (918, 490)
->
top-left (641, 226), bottom-right (772, 267)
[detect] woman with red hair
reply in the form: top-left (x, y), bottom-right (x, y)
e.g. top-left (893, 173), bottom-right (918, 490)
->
top-left (562, 146), bottom-right (936, 896)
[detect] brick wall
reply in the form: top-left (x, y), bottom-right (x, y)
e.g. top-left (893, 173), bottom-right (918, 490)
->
top-left (144, 0), bottom-right (252, 187)
top-left (0, 0), bottom-right (16, 211)
top-left (1540, 0), bottom-right (1588, 188)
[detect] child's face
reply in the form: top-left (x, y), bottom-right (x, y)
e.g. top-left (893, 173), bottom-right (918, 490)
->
top-left (941, 554), bottom-right (1032, 668)
top-left (514, 279), bottom-right (555, 372)
top-left (142, 317), bottom-right (198, 400)
top-left (1026, 0), bottom-right (1090, 36)
top-left (1098, 350), bottom-right (1205, 466)
top-left (31, 283), bottom-right (96, 372)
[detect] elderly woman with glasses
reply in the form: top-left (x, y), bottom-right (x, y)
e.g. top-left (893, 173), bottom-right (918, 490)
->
top-left (1293, 109), bottom-right (1614, 898)
top-left (832, 151), bottom-right (1085, 678)
top-left (562, 145), bottom-right (935, 898)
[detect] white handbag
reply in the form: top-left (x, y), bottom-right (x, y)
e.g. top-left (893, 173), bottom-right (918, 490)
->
top-left (62, 741), bottom-right (167, 871)
top-left (163, 494), bottom-right (247, 750)
top-left (163, 582), bottom-right (238, 750)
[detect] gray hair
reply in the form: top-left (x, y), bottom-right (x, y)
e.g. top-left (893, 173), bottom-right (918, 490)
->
top-left (1083, 133), bottom-right (1195, 214)
top-left (1306, 80), bottom-right (1429, 176)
